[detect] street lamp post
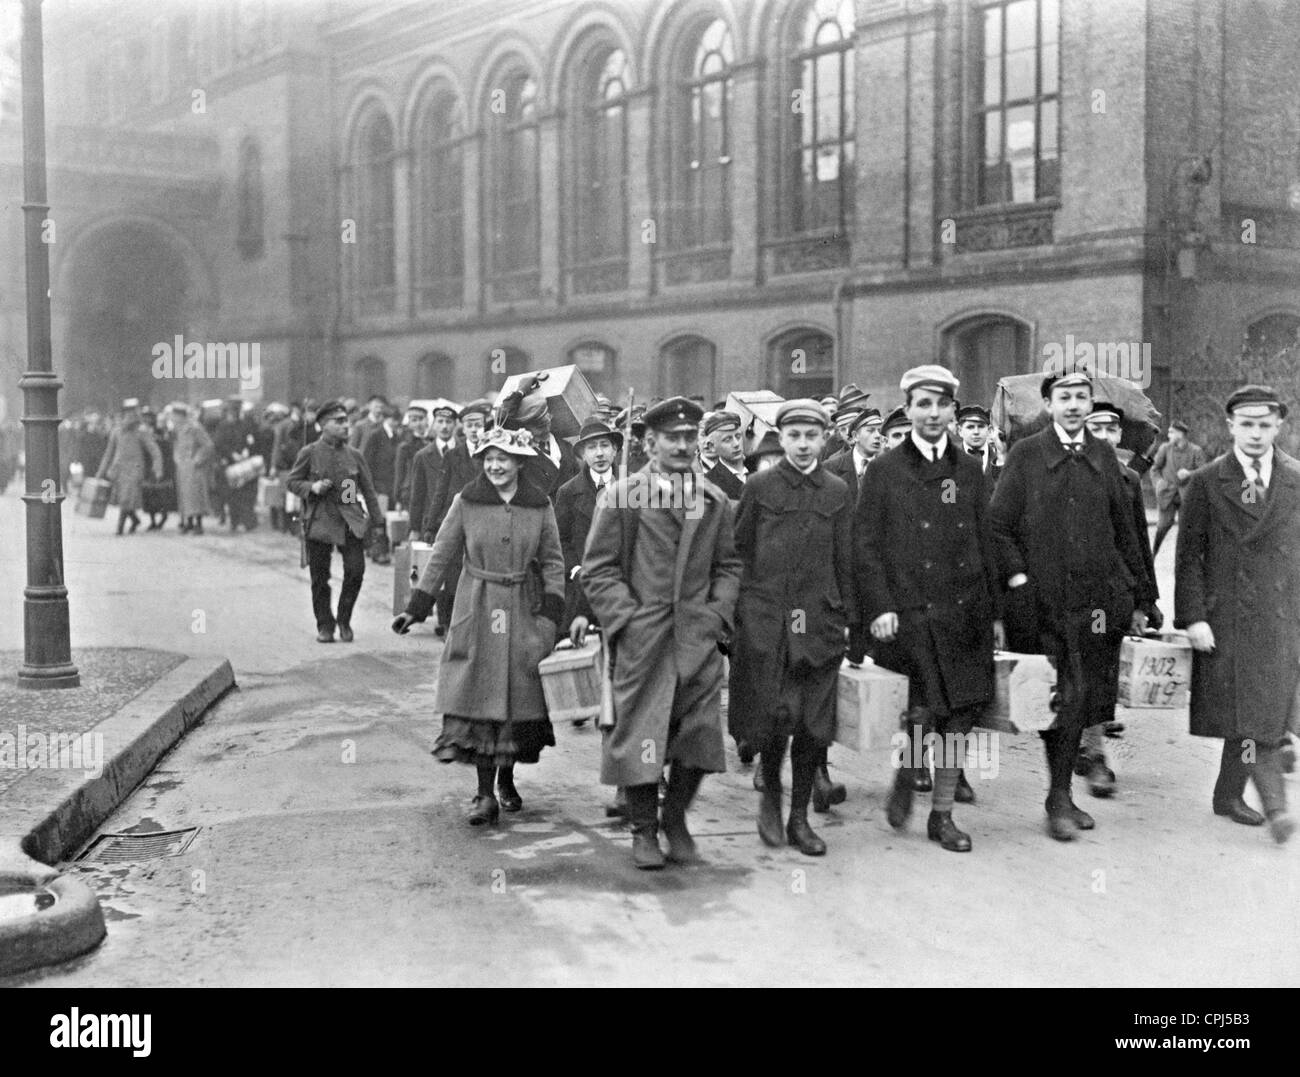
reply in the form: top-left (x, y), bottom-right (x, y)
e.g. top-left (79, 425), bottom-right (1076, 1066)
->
top-left (17, 0), bottom-right (77, 689)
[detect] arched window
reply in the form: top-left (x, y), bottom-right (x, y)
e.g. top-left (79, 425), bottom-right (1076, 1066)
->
top-left (568, 341), bottom-right (617, 397)
top-left (668, 19), bottom-right (734, 250)
top-left (1245, 313), bottom-right (1300, 357)
top-left (941, 315), bottom-right (1032, 410)
top-left (354, 110), bottom-right (397, 313)
top-left (354, 356), bottom-right (388, 401)
top-left (570, 47), bottom-right (629, 292)
top-left (782, 0), bottom-right (854, 235)
top-left (768, 328), bottom-right (834, 399)
top-left (659, 334), bottom-right (716, 401)
top-left (236, 138), bottom-right (264, 260)
top-left (485, 345), bottom-right (533, 393)
top-left (413, 88), bottom-right (464, 310)
top-left (414, 352), bottom-right (454, 400)
top-left (486, 68), bottom-right (540, 300)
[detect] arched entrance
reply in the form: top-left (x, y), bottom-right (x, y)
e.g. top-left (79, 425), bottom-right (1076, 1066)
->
top-left (57, 218), bottom-right (211, 413)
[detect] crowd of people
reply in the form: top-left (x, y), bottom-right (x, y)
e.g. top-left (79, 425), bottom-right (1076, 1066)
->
top-left (58, 367), bottom-right (1299, 870)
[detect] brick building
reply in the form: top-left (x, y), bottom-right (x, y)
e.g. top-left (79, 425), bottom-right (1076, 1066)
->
top-left (1, 0), bottom-right (1297, 447)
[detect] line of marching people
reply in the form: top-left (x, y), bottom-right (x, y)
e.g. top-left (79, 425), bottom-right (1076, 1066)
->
top-left (364, 366), bottom-right (1295, 869)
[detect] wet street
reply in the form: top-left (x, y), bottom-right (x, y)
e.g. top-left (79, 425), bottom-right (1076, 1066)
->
top-left (3, 489), bottom-right (1298, 987)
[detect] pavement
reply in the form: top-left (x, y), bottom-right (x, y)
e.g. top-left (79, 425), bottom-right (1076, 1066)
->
top-left (1, 486), bottom-right (1298, 987)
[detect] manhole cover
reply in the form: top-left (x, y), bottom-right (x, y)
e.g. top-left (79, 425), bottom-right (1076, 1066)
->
top-left (78, 828), bottom-right (199, 863)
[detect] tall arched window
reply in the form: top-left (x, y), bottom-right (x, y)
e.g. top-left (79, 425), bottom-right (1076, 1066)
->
top-left (413, 88), bottom-right (464, 310)
top-left (486, 68), bottom-right (540, 301)
top-left (354, 110), bottom-right (397, 313)
top-left (354, 356), bottom-right (388, 401)
top-left (570, 47), bottom-right (629, 292)
top-left (659, 334), bottom-right (716, 401)
top-left (236, 138), bottom-right (265, 260)
top-left (783, 0), bottom-right (854, 235)
top-left (414, 352), bottom-right (454, 399)
top-left (568, 341), bottom-right (617, 397)
top-left (669, 19), bottom-right (733, 250)
top-left (941, 314), bottom-right (1032, 410)
top-left (768, 328), bottom-right (834, 399)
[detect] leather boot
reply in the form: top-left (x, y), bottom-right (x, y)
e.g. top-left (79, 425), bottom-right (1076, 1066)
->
top-left (927, 810), bottom-right (972, 852)
top-left (1045, 792), bottom-right (1079, 842)
top-left (758, 751), bottom-right (784, 848)
top-left (605, 786), bottom-right (628, 819)
top-left (812, 763), bottom-right (847, 814)
top-left (661, 765), bottom-right (705, 865)
top-left (627, 783), bottom-right (664, 870)
top-left (786, 810), bottom-right (826, 856)
top-left (886, 765), bottom-right (914, 829)
top-left (954, 769), bottom-right (976, 804)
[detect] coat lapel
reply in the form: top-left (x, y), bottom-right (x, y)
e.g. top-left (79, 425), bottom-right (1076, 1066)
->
top-left (1216, 453), bottom-right (1265, 524)
top-left (1249, 451), bottom-right (1298, 537)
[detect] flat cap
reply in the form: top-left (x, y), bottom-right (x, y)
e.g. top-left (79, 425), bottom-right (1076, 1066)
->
top-left (776, 398), bottom-right (832, 429)
top-left (703, 410), bottom-right (742, 436)
top-left (404, 404), bottom-right (429, 417)
top-left (430, 402), bottom-right (459, 419)
top-left (1085, 401), bottom-right (1125, 423)
top-left (900, 365), bottom-right (960, 398)
top-left (882, 405), bottom-right (910, 433)
top-left (643, 396), bottom-right (703, 433)
top-left (458, 399), bottom-right (493, 420)
top-left (316, 399), bottom-right (348, 422)
top-left (1041, 370), bottom-right (1092, 397)
top-left (848, 407), bottom-right (883, 435)
top-left (956, 404), bottom-right (991, 425)
top-left (1225, 384), bottom-right (1287, 418)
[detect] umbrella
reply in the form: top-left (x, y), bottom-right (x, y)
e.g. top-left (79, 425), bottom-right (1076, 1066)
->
top-left (992, 372), bottom-right (1162, 456)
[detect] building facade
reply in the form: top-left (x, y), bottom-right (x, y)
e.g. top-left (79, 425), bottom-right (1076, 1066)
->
top-left (0, 0), bottom-right (1297, 450)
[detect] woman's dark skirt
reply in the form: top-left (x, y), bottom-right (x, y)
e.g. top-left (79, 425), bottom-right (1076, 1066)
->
top-left (433, 715), bottom-right (555, 767)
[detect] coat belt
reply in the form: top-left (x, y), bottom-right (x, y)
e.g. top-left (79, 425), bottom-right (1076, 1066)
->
top-left (463, 563), bottom-right (528, 585)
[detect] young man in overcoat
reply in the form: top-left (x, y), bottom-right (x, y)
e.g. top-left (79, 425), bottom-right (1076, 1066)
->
top-left (729, 400), bottom-right (857, 856)
top-left (1175, 384), bottom-right (1299, 843)
top-left (853, 366), bottom-right (1003, 851)
top-left (581, 397), bottom-right (742, 869)
top-left (989, 372), bottom-right (1149, 841)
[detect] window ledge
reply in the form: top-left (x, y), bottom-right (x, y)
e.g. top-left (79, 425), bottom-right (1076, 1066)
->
top-left (949, 201), bottom-right (1057, 253)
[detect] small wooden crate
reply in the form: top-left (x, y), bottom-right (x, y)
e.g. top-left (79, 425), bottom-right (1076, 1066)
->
top-left (257, 476), bottom-right (285, 510)
top-left (1118, 634), bottom-right (1192, 709)
top-left (835, 660), bottom-right (910, 751)
top-left (978, 651), bottom-right (1058, 734)
top-left (539, 637), bottom-right (604, 724)
top-left (76, 477), bottom-right (112, 519)
top-left (392, 541), bottom-right (437, 615)
top-left (386, 510), bottom-right (410, 547)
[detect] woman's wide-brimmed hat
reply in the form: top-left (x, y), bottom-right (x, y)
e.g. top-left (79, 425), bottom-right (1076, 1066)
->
top-left (471, 425), bottom-right (538, 457)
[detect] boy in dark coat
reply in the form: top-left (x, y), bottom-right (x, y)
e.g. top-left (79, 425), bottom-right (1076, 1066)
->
top-left (730, 400), bottom-right (857, 856)
top-left (854, 366), bottom-right (1003, 851)
top-left (554, 420), bottom-right (622, 645)
top-left (1176, 384), bottom-right (1299, 843)
top-left (990, 372), bottom-right (1150, 841)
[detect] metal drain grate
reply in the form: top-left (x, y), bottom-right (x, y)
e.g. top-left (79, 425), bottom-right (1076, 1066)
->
top-left (78, 828), bottom-right (199, 863)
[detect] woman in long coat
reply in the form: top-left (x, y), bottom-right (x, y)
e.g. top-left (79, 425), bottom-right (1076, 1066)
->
top-left (171, 404), bottom-right (215, 533)
top-left (393, 426), bottom-right (566, 825)
top-left (99, 416), bottom-right (163, 535)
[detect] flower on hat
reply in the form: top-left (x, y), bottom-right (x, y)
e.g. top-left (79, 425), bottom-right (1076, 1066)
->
top-left (471, 424), bottom-right (537, 457)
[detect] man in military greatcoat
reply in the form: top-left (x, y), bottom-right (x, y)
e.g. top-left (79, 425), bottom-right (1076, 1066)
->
top-left (853, 366), bottom-right (1003, 851)
top-left (582, 397), bottom-right (742, 869)
top-left (990, 371), bottom-right (1149, 841)
top-left (730, 400), bottom-right (857, 856)
top-left (1176, 384), bottom-right (1299, 843)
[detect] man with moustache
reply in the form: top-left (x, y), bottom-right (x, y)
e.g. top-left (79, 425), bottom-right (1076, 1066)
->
top-left (581, 397), bottom-right (742, 869)
top-left (853, 366), bottom-right (1003, 850)
top-left (730, 400), bottom-right (857, 856)
top-left (990, 371), bottom-right (1149, 841)
top-left (1176, 385), bottom-right (1299, 843)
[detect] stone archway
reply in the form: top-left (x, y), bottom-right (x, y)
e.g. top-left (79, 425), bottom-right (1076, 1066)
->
top-left (55, 217), bottom-right (213, 413)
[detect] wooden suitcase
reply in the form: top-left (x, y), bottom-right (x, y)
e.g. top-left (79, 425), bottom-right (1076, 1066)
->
top-left (386, 510), bottom-right (410, 547)
top-left (835, 660), bottom-right (911, 751)
top-left (498, 364), bottom-right (599, 439)
top-left (538, 637), bottom-right (604, 724)
top-left (392, 541), bottom-right (438, 616)
top-left (76, 477), bottom-right (112, 519)
top-left (978, 651), bottom-right (1058, 734)
top-left (257, 476), bottom-right (285, 510)
top-left (1118, 633), bottom-right (1191, 709)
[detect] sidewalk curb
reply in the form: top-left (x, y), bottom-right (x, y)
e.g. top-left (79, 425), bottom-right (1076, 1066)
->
top-left (0, 655), bottom-right (235, 977)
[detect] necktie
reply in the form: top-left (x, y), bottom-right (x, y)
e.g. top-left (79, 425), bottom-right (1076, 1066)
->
top-left (1250, 459), bottom-right (1267, 505)
top-left (968, 448), bottom-right (982, 456)
top-left (931, 446), bottom-right (939, 463)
